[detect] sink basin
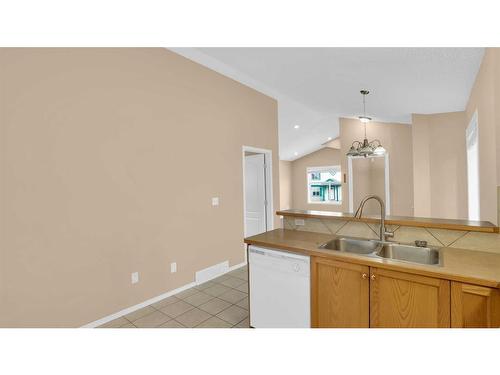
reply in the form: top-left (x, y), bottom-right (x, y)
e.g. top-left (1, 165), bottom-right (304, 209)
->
top-left (319, 237), bottom-right (382, 255)
top-left (376, 243), bottom-right (440, 265)
top-left (318, 237), bottom-right (441, 266)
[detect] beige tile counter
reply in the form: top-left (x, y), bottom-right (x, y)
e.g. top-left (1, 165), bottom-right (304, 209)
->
top-left (244, 229), bottom-right (500, 288)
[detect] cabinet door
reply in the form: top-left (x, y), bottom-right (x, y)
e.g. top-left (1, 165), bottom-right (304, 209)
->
top-left (311, 257), bottom-right (369, 328)
top-left (370, 268), bottom-right (450, 328)
top-left (451, 282), bottom-right (500, 328)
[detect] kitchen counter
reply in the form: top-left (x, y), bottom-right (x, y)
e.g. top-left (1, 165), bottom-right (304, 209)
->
top-left (244, 229), bottom-right (500, 288)
top-left (277, 209), bottom-right (499, 233)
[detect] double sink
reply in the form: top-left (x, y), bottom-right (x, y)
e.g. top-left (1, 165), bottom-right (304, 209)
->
top-left (318, 237), bottom-right (441, 266)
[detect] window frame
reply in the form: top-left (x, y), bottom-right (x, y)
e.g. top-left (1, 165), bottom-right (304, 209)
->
top-left (306, 165), bottom-right (342, 205)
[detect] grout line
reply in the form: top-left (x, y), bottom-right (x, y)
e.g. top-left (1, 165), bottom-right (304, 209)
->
top-left (365, 222), bottom-right (380, 237)
top-left (319, 219), bottom-right (335, 235)
top-left (424, 227), bottom-right (445, 247)
top-left (447, 230), bottom-right (470, 248)
top-left (333, 220), bottom-right (350, 234)
top-left (104, 266), bottom-right (249, 328)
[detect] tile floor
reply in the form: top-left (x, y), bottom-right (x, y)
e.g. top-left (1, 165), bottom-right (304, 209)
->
top-left (98, 265), bottom-right (249, 328)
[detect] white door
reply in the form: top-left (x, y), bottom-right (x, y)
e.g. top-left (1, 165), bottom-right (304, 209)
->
top-left (245, 153), bottom-right (267, 237)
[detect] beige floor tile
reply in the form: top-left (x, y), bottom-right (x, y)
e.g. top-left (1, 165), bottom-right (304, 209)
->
top-left (159, 320), bottom-right (185, 328)
top-left (235, 297), bottom-right (248, 310)
top-left (203, 283), bottom-right (231, 297)
top-left (228, 266), bottom-right (247, 276)
top-left (99, 317), bottom-right (130, 328)
top-left (120, 323), bottom-right (137, 328)
top-left (219, 276), bottom-right (247, 288)
top-left (159, 300), bottom-right (194, 318)
top-left (175, 288), bottom-right (199, 299)
top-left (217, 305), bottom-right (249, 325)
top-left (182, 291), bottom-right (214, 307)
top-left (175, 308), bottom-right (212, 328)
top-left (196, 316), bottom-right (232, 328)
top-left (151, 295), bottom-right (181, 310)
top-left (218, 289), bottom-right (247, 304)
top-left (194, 281), bottom-right (216, 291)
top-left (234, 282), bottom-right (248, 293)
top-left (211, 274), bottom-right (231, 284)
top-left (198, 298), bottom-right (232, 315)
top-left (233, 317), bottom-right (250, 328)
top-left (124, 306), bottom-right (156, 322)
top-left (133, 311), bottom-right (171, 328)
top-left (235, 271), bottom-right (248, 281)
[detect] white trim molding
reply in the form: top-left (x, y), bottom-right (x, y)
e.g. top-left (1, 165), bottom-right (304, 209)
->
top-left (242, 146), bottom-right (274, 237)
top-left (81, 261), bottom-right (247, 328)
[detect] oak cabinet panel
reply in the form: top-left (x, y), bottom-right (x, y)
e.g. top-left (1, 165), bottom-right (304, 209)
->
top-left (369, 268), bottom-right (450, 328)
top-left (311, 257), bottom-right (369, 328)
top-left (451, 282), bottom-right (500, 328)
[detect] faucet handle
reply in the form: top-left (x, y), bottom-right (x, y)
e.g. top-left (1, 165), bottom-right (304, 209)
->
top-left (384, 231), bottom-right (394, 239)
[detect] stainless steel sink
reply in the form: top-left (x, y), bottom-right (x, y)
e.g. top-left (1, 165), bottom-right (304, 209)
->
top-left (318, 237), bottom-right (441, 266)
top-left (376, 243), bottom-right (440, 265)
top-left (318, 237), bottom-right (382, 254)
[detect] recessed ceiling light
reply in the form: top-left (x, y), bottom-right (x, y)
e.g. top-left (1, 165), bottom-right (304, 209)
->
top-left (293, 125), bottom-right (300, 129)
top-left (327, 137), bottom-right (332, 141)
top-left (294, 151), bottom-right (298, 156)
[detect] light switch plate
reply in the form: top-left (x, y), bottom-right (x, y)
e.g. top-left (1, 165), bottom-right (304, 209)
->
top-left (170, 262), bottom-right (177, 273)
top-left (212, 197), bottom-right (219, 206)
top-left (131, 272), bottom-right (139, 284)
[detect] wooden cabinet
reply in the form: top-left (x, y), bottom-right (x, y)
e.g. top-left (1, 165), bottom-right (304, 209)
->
top-left (370, 267), bottom-right (450, 328)
top-left (311, 257), bottom-right (454, 328)
top-left (451, 282), bottom-right (500, 328)
top-left (311, 257), bottom-right (369, 327)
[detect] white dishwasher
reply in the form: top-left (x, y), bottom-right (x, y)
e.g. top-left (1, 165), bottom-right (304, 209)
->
top-left (248, 245), bottom-right (310, 328)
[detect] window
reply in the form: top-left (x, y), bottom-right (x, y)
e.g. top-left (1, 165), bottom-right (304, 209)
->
top-left (307, 166), bottom-right (342, 204)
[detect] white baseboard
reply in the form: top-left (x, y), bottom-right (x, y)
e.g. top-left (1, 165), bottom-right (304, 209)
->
top-left (81, 260), bottom-right (247, 328)
top-left (228, 261), bottom-right (246, 272)
top-left (195, 261), bottom-right (229, 284)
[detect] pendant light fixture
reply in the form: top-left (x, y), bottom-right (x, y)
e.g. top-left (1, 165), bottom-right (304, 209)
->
top-left (346, 90), bottom-right (386, 157)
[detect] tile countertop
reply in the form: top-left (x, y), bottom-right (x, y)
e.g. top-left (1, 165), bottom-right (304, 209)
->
top-left (244, 229), bottom-right (500, 289)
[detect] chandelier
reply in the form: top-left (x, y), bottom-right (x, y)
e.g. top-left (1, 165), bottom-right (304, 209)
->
top-left (346, 90), bottom-right (386, 157)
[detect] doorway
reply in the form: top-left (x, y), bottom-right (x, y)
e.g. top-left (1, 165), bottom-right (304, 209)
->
top-left (242, 146), bottom-right (273, 237)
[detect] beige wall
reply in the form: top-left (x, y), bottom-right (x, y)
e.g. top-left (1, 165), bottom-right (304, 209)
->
top-left (279, 160), bottom-right (292, 210)
top-left (290, 148), bottom-right (345, 212)
top-left (412, 112), bottom-right (468, 220)
top-left (465, 48), bottom-right (499, 225)
top-left (340, 118), bottom-right (414, 216)
top-left (0, 48), bottom-right (279, 327)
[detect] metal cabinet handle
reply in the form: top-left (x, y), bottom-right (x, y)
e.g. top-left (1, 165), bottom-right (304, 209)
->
top-left (362, 273), bottom-right (367, 279)
top-left (370, 274), bottom-right (376, 281)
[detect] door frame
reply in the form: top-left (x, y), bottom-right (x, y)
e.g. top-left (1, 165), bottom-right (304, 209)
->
top-left (242, 146), bottom-right (274, 238)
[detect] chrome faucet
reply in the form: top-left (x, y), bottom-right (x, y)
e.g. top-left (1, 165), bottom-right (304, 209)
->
top-left (354, 195), bottom-right (394, 242)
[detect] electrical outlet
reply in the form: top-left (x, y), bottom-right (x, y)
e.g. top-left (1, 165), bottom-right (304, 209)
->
top-left (295, 219), bottom-right (305, 226)
top-left (170, 262), bottom-right (177, 273)
top-left (131, 272), bottom-right (139, 284)
top-left (212, 197), bottom-right (219, 207)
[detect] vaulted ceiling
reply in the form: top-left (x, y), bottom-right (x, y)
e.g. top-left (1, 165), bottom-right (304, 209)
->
top-left (172, 48), bottom-right (484, 160)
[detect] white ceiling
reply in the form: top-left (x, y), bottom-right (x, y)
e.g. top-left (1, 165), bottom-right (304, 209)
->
top-left (172, 48), bottom-right (484, 161)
